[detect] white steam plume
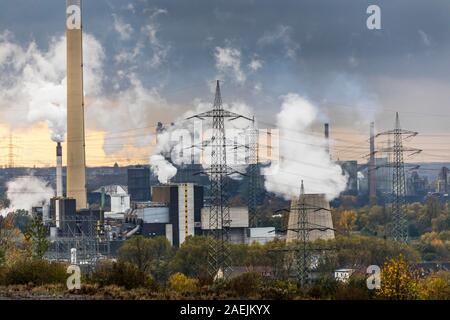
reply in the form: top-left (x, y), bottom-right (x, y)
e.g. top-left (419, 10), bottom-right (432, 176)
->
top-left (263, 94), bottom-right (347, 200)
top-left (150, 125), bottom-right (177, 184)
top-left (149, 99), bottom-right (253, 183)
top-left (89, 74), bottom-right (172, 155)
top-left (0, 31), bottom-right (104, 142)
top-left (150, 154), bottom-right (177, 184)
top-left (0, 26), bottom-right (165, 153)
top-left (0, 176), bottom-right (54, 217)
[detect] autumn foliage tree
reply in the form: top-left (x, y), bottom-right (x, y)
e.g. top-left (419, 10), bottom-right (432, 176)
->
top-left (118, 236), bottom-right (173, 283)
top-left (378, 255), bottom-right (419, 300)
top-left (0, 213), bottom-right (27, 266)
top-left (337, 210), bottom-right (357, 235)
top-left (168, 272), bottom-right (199, 294)
top-left (419, 271), bottom-right (450, 300)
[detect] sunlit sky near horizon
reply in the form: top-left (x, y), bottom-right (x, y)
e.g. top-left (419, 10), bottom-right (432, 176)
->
top-left (1, 0), bottom-right (450, 167)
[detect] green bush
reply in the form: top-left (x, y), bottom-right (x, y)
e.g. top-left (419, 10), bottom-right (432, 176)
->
top-left (90, 261), bottom-right (154, 290)
top-left (227, 272), bottom-right (263, 298)
top-left (334, 275), bottom-right (372, 300)
top-left (307, 276), bottom-right (339, 299)
top-left (260, 279), bottom-right (299, 300)
top-left (117, 236), bottom-right (173, 284)
top-left (423, 252), bottom-right (438, 262)
top-left (0, 247), bottom-right (5, 266)
top-left (0, 267), bottom-right (6, 285)
top-left (0, 259), bottom-right (67, 286)
top-left (169, 236), bottom-right (209, 278)
top-left (207, 278), bottom-right (229, 298)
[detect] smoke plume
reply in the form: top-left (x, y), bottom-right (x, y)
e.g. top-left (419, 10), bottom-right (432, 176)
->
top-left (263, 94), bottom-right (347, 200)
top-left (0, 31), bottom-right (104, 142)
top-left (150, 154), bottom-right (177, 184)
top-left (0, 176), bottom-right (54, 217)
top-left (149, 124), bottom-right (176, 183)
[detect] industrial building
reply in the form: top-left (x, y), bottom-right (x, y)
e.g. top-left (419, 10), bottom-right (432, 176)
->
top-left (120, 183), bottom-right (275, 246)
top-left (436, 167), bottom-right (449, 194)
top-left (91, 185), bottom-right (130, 216)
top-left (336, 160), bottom-right (358, 195)
top-left (170, 163), bottom-right (210, 186)
top-left (358, 157), bottom-right (392, 199)
top-left (407, 171), bottom-right (428, 198)
top-left (124, 202), bottom-right (170, 240)
top-left (152, 183), bottom-right (204, 246)
top-left (201, 207), bottom-right (249, 244)
top-left (123, 183), bottom-right (204, 247)
top-left (127, 166), bottom-right (151, 202)
top-left (246, 227), bottom-right (276, 244)
top-left (375, 157), bottom-right (392, 195)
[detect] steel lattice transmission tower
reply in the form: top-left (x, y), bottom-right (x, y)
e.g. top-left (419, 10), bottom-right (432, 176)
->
top-left (377, 113), bottom-right (421, 243)
top-left (8, 132), bottom-right (14, 168)
top-left (295, 180), bottom-right (310, 286)
top-left (368, 122), bottom-right (377, 204)
top-left (188, 80), bottom-right (252, 279)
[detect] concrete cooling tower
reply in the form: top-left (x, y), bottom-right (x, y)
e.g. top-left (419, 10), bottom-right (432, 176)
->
top-left (286, 194), bottom-right (335, 242)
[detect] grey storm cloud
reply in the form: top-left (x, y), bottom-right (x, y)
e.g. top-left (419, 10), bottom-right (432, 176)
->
top-left (1, 0), bottom-right (450, 134)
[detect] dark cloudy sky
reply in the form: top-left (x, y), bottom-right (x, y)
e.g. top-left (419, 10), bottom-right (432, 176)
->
top-left (1, 0), bottom-right (450, 164)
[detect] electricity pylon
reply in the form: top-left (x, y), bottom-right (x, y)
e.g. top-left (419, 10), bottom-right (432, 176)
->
top-left (377, 112), bottom-right (421, 243)
top-left (187, 80), bottom-right (252, 280)
top-left (247, 119), bottom-right (260, 227)
top-left (275, 181), bottom-right (335, 286)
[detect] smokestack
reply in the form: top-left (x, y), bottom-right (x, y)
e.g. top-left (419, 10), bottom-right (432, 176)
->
top-left (56, 142), bottom-right (63, 197)
top-left (324, 123), bottom-right (330, 159)
top-left (66, 0), bottom-right (87, 210)
top-left (369, 122), bottom-right (376, 203)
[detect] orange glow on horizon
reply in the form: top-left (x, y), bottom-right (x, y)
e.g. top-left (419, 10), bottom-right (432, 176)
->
top-left (1, 123), bottom-right (154, 168)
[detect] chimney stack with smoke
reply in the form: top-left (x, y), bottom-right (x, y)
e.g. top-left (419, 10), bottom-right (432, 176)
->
top-left (56, 142), bottom-right (63, 197)
top-left (324, 123), bottom-right (330, 159)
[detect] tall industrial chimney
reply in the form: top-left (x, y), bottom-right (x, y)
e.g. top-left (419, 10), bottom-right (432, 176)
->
top-left (56, 142), bottom-right (63, 197)
top-left (368, 122), bottom-right (377, 203)
top-left (55, 141), bottom-right (63, 228)
top-left (66, 0), bottom-right (87, 210)
top-left (324, 123), bottom-right (330, 159)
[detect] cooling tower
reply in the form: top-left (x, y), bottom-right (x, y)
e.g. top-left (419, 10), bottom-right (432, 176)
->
top-left (286, 193), bottom-right (335, 242)
top-left (66, 0), bottom-right (87, 209)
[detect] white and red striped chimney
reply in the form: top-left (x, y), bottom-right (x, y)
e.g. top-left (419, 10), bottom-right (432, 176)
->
top-left (56, 142), bottom-right (63, 197)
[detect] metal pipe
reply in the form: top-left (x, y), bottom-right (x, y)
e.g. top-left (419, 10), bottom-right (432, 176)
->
top-left (125, 225), bottom-right (140, 238)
